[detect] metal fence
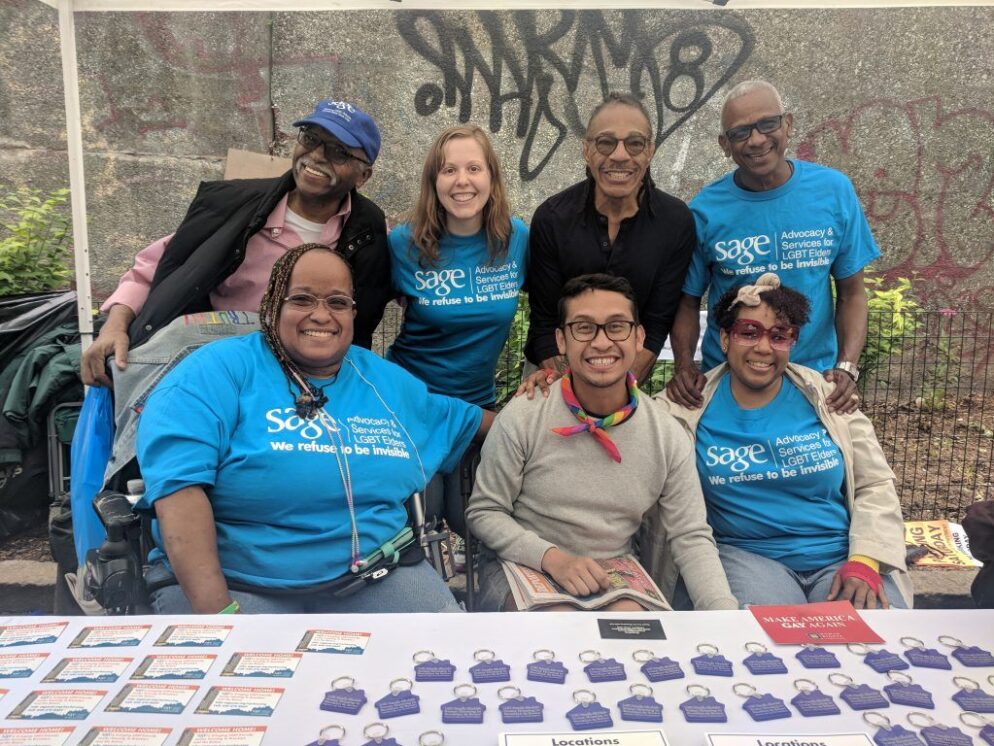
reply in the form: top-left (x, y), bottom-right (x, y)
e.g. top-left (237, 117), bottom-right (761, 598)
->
top-left (374, 303), bottom-right (994, 522)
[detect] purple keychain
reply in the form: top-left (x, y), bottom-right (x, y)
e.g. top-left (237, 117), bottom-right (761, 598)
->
top-left (579, 649), bottom-right (626, 683)
top-left (469, 648), bottom-right (511, 684)
top-left (884, 671), bottom-right (935, 709)
top-left (440, 683), bottom-right (486, 724)
top-left (374, 678), bottom-right (420, 719)
top-left (498, 685), bottom-right (544, 724)
top-left (321, 676), bottom-right (368, 715)
top-left (796, 644), bottom-right (841, 669)
top-left (959, 711), bottom-right (994, 745)
top-left (734, 682), bottom-right (791, 722)
top-left (829, 672), bottom-right (890, 711)
top-left (901, 637), bottom-right (952, 671)
top-left (743, 641), bottom-right (788, 675)
top-left (952, 676), bottom-right (994, 713)
top-left (691, 643), bottom-right (734, 677)
top-left (791, 678), bottom-right (841, 717)
top-left (361, 722), bottom-right (402, 746)
top-left (939, 635), bottom-right (994, 668)
top-left (413, 650), bottom-right (456, 682)
top-left (850, 643), bottom-right (911, 674)
top-left (908, 711), bottom-right (974, 746)
top-left (863, 711), bottom-right (926, 746)
top-left (679, 684), bottom-right (727, 723)
top-left (566, 689), bottom-right (613, 731)
top-left (417, 731), bottom-right (444, 746)
top-left (527, 649), bottom-right (568, 685)
top-left (304, 724), bottom-right (346, 746)
top-left (617, 683), bottom-right (663, 723)
top-left (633, 649), bottom-right (684, 682)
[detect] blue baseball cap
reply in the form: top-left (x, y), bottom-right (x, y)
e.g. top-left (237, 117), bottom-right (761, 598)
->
top-left (293, 100), bottom-right (381, 164)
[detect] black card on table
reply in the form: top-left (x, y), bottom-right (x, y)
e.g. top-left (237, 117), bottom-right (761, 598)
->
top-left (597, 619), bottom-right (665, 640)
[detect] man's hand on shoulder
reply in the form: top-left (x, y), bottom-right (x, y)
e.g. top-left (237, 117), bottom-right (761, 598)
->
top-left (823, 367), bottom-right (860, 415)
top-left (81, 305), bottom-right (135, 387)
top-left (665, 363), bottom-right (705, 408)
top-left (540, 547), bottom-right (610, 597)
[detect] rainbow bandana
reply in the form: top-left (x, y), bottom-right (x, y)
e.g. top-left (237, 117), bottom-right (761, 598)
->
top-left (551, 369), bottom-right (638, 463)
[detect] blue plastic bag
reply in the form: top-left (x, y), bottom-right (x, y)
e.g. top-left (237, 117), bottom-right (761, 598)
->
top-left (69, 386), bottom-right (114, 567)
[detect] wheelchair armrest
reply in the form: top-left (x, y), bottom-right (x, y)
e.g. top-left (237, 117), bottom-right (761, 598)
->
top-left (92, 490), bottom-right (141, 540)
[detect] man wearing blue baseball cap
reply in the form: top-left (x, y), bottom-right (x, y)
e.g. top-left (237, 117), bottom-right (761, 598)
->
top-left (82, 99), bottom-right (392, 386)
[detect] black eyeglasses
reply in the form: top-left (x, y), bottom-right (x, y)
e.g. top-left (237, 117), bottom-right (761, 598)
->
top-left (587, 134), bottom-right (649, 157)
top-left (297, 128), bottom-right (371, 167)
top-left (283, 293), bottom-right (356, 313)
top-left (564, 320), bottom-right (637, 342)
top-left (723, 114), bottom-right (786, 143)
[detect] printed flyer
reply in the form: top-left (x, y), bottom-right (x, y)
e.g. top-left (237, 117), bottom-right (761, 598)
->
top-left (43, 656), bottom-right (133, 684)
top-left (105, 683), bottom-right (199, 714)
top-left (904, 520), bottom-right (982, 568)
top-left (155, 625), bottom-right (233, 648)
top-left (7, 689), bottom-right (107, 720)
top-left (131, 654), bottom-right (217, 680)
top-left (751, 601), bottom-right (883, 644)
top-left (195, 686), bottom-right (284, 717)
top-left (0, 652), bottom-right (49, 678)
top-left (69, 625), bottom-right (151, 648)
top-left (221, 652), bottom-right (302, 678)
top-left (78, 727), bottom-right (172, 746)
top-left (0, 727), bottom-right (75, 746)
top-left (0, 622), bottom-right (67, 648)
top-left (295, 629), bottom-right (370, 654)
top-left (176, 726), bottom-right (267, 746)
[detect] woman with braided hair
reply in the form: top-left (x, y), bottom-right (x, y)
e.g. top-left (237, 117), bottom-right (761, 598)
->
top-left (655, 273), bottom-right (911, 609)
top-left (136, 244), bottom-right (492, 614)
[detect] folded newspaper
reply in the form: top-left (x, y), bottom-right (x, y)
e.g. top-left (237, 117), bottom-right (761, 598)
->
top-left (500, 554), bottom-right (670, 611)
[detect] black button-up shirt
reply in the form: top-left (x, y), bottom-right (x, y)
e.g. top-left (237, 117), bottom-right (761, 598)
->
top-left (525, 176), bottom-right (697, 364)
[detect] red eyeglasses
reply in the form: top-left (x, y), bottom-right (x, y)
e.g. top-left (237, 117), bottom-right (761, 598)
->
top-left (729, 319), bottom-right (799, 351)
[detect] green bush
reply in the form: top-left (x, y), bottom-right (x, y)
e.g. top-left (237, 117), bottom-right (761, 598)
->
top-left (859, 274), bottom-right (920, 381)
top-left (494, 292), bottom-right (530, 406)
top-left (0, 187), bottom-right (73, 296)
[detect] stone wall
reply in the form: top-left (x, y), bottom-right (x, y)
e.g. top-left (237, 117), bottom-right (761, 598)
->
top-left (2, 3), bottom-right (993, 324)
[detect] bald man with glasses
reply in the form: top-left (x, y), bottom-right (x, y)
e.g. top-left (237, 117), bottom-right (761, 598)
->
top-left (82, 99), bottom-right (391, 387)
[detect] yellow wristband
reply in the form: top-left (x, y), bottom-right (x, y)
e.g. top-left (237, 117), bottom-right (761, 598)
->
top-left (218, 600), bottom-right (241, 614)
top-left (848, 555), bottom-right (879, 572)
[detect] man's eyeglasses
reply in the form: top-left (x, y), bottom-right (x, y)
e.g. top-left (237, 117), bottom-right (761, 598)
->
top-left (723, 114), bottom-right (786, 144)
top-left (587, 134), bottom-right (649, 157)
top-left (297, 128), bottom-right (371, 167)
top-left (283, 293), bottom-right (356, 313)
top-left (729, 318), bottom-right (799, 351)
top-left (564, 320), bottom-right (637, 342)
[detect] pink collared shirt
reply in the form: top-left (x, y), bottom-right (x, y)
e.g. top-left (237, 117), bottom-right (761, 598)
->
top-left (101, 193), bottom-right (353, 314)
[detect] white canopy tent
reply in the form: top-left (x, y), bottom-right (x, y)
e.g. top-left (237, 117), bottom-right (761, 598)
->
top-left (35, 0), bottom-right (994, 349)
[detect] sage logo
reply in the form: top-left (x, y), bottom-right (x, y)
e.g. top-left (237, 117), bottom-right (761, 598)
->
top-left (266, 407), bottom-right (327, 441)
top-left (713, 233), bottom-right (772, 266)
top-left (705, 443), bottom-right (768, 473)
top-left (415, 268), bottom-right (466, 297)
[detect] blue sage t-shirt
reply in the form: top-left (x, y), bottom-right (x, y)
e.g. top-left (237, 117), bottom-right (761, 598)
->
top-left (685, 160), bottom-right (880, 372)
top-left (387, 219), bottom-right (528, 405)
top-left (695, 376), bottom-right (849, 571)
top-left (136, 333), bottom-right (481, 588)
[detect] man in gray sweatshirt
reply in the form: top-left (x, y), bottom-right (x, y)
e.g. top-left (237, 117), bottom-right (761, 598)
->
top-left (466, 273), bottom-right (736, 612)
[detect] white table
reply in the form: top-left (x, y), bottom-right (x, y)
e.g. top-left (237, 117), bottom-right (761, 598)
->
top-left (0, 610), bottom-right (991, 745)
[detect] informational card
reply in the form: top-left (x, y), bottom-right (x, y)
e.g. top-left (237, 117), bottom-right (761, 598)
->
top-left (132, 654), bottom-right (217, 680)
top-left (0, 622), bottom-right (67, 648)
top-left (598, 618), bottom-right (666, 640)
top-left (221, 652), bottom-right (301, 678)
top-left (105, 683), bottom-right (199, 715)
top-left (0, 652), bottom-right (49, 678)
top-left (195, 686), bottom-right (284, 717)
top-left (69, 625), bottom-right (151, 648)
top-left (176, 726), bottom-right (267, 746)
top-left (43, 656), bottom-right (133, 684)
top-left (502, 731), bottom-right (668, 745)
top-left (155, 625), bottom-right (233, 648)
top-left (750, 601), bottom-right (884, 644)
top-left (707, 735), bottom-right (872, 745)
top-left (0, 727), bottom-right (75, 746)
top-left (78, 726), bottom-right (172, 746)
top-left (295, 629), bottom-right (370, 655)
top-left (7, 689), bottom-right (107, 720)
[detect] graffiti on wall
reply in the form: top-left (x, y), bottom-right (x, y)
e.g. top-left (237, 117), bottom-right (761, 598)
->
top-left (398, 11), bottom-right (753, 180)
